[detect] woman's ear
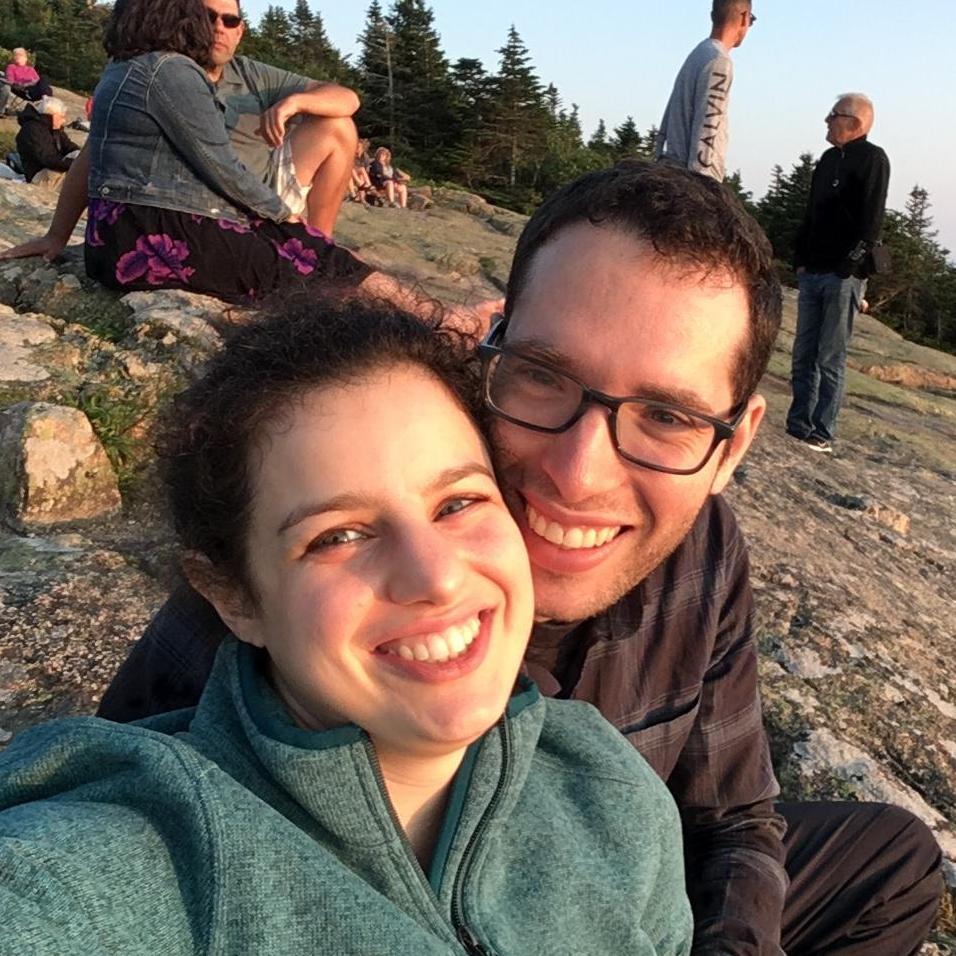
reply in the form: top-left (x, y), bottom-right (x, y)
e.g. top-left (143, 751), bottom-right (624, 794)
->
top-left (181, 553), bottom-right (267, 649)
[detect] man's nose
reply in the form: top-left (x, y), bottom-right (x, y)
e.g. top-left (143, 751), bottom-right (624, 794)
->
top-left (538, 405), bottom-right (625, 504)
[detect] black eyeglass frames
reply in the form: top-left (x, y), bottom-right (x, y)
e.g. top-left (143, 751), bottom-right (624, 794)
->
top-left (477, 317), bottom-right (747, 476)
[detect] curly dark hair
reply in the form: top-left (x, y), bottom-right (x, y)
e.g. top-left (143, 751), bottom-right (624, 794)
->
top-left (157, 296), bottom-right (484, 604)
top-left (504, 160), bottom-right (781, 405)
top-left (104, 0), bottom-right (215, 67)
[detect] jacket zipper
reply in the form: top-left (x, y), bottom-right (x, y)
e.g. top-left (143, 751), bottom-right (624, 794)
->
top-left (362, 735), bottom-right (501, 955)
top-left (450, 715), bottom-right (513, 956)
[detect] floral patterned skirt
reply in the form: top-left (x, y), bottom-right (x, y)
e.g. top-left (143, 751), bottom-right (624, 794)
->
top-left (84, 200), bottom-right (372, 303)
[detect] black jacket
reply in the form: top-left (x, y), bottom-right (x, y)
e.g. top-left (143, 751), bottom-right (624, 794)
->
top-left (794, 135), bottom-right (890, 277)
top-left (15, 105), bottom-right (79, 183)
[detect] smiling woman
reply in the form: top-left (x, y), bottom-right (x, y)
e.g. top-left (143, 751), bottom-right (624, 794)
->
top-left (0, 299), bottom-right (693, 956)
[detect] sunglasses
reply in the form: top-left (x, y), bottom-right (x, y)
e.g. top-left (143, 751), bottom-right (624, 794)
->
top-left (826, 110), bottom-right (857, 122)
top-left (748, 12), bottom-right (757, 24)
top-left (207, 8), bottom-right (243, 28)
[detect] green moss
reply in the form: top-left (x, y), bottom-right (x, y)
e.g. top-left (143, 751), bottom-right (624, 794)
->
top-left (64, 288), bottom-right (134, 345)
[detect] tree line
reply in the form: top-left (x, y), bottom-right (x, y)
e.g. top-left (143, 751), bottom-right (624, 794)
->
top-left (2, 0), bottom-right (953, 353)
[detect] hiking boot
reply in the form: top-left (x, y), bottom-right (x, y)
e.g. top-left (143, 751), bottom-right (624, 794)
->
top-left (803, 435), bottom-right (833, 453)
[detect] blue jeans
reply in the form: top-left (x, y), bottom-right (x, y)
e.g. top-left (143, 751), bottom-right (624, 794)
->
top-left (786, 271), bottom-right (865, 442)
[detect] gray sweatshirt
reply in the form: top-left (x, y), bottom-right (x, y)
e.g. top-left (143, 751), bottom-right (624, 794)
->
top-left (655, 38), bottom-right (733, 181)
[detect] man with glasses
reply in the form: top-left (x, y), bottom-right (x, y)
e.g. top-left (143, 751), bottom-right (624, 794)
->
top-left (97, 162), bottom-right (940, 953)
top-left (787, 93), bottom-right (890, 453)
top-left (0, 0), bottom-right (359, 263)
top-left (655, 0), bottom-right (755, 181)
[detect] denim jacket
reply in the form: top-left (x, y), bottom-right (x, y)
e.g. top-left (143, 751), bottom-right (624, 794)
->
top-left (88, 52), bottom-right (289, 224)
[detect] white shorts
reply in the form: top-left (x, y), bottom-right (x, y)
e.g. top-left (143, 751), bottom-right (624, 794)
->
top-left (266, 138), bottom-right (311, 217)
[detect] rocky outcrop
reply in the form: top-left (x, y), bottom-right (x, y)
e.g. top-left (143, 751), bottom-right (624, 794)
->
top-left (0, 401), bottom-right (121, 531)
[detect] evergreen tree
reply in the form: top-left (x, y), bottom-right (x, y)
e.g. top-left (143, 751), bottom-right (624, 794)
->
top-left (356, 0), bottom-right (396, 144)
top-left (755, 152), bottom-right (815, 264)
top-left (40, 0), bottom-right (106, 91)
top-left (588, 119), bottom-right (608, 151)
top-left (724, 169), bottom-right (756, 216)
top-left (449, 56), bottom-right (494, 187)
top-left (290, 0), bottom-right (351, 83)
top-left (870, 186), bottom-right (953, 343)
top-left (611, 116), bottom-right (642, 157)
top-left (538, 100), bottom-right (603, 199)
top-left (387, 0), bottom-right (456, 165)
top-left (544, 83), bottom-right (560, 119)
top-left (487, 25), bottom-right (548, 189)
top-left (248, 5), bottom-right (295, 72)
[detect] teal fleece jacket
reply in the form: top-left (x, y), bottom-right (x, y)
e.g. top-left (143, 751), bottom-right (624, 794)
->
top-left (0, 640), bottom-right (692, 955)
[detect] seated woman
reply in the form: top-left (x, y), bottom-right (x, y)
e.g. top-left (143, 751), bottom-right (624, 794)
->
top-left (0, 300), bottom-right (692, 955)
top-left (369, 145), bottom-right (411, 208)
top-left (83, 0), bottom-right (370, 303)
top-left (3, 47), bottom-right (52, 105)
top-left (348, 137), bottom-right (373, 203)
top-left (15, 95), bottom-right (80, 187)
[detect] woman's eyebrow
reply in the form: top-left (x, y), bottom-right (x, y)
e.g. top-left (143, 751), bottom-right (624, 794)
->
top-left (277, 462), bottom-right (495, 535)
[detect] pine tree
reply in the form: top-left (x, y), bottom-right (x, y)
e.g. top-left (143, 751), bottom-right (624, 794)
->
top-left (387, 0), bottom-right (456, 165)
top-left (724, 169), bottom-right (755, 216)
top-left (588, 119), bottom-right (608, 151)
top-left (356, 0), bottom-right (396, 144)
top-left (487, 25), bottom-right (548, 188)
top-left (290, 1), bottom-right (350, 83)
top-left (611, 116), bottom-right (642, 157)
top-left (248, 6), bottom-right (296, 72)
top-left (449, 57), bottom-right (494, 187)
top-left (755, 152), bottom-right (815, 264)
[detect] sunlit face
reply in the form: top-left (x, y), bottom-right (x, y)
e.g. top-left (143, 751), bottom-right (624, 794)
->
top-left (219, 366), bottom-right (534, 761)
top-left (12, 49), bottom-right (28, 67)
top-left (825, 101), bottom-right (861, 147)
top-left (492, 224), bottom-right (765, 622)
top-left (50, 111), bottom-right (66, 130)
top-left (205, 0), bottom-right (244, 68)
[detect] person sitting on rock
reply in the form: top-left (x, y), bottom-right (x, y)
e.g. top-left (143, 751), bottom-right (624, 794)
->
top-left (348, 137), bottom-right (373, 204)
top-left (369, 146), bottom-right (410, 209)
top-left (15, 95), bottom-right (80, 189)
top-left (78, 0), bottom-right (452, 310)
top-left (0, 0), bottom-right (361, 262)
top-left (2, 47), bottom-right (52, 110)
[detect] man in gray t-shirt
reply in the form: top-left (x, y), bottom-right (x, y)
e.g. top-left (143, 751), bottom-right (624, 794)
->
top-left (205, 0), bottom-right (360, 237)
top-left (0, 0), bottom-right (360, 264)
top-left (655, 0), bottom-right (755, 181)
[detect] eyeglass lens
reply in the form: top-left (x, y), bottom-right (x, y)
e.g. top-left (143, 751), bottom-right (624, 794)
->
top-left (485, 353), bottom-right (722, 472)
top-left (208, 9), bottom-right (242, 27)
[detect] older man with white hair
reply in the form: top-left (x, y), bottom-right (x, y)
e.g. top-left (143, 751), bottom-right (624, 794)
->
top-left (787, 92), bottom-right (890, 453)
top-left (15, 95), bottom-right (80, 189)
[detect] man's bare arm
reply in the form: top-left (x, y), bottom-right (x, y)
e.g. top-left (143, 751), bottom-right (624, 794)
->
top-left (258, 82), bottom-right (360, 148)
top-left (0, 141), bottom-right (89, 261)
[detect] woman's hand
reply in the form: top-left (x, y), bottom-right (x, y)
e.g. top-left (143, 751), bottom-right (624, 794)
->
top-left (0, 232), bottom-right (68, 262)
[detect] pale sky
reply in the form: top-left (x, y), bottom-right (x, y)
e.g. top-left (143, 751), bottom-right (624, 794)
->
top-left (244, 0), bottom-right (956, 257)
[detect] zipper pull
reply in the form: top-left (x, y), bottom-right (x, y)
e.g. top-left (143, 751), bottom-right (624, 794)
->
top-left (457, 924), bottom-right (496, 956)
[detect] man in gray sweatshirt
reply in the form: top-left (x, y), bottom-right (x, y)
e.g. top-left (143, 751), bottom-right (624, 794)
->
top-left (655, 0), bottom-right (755, 181)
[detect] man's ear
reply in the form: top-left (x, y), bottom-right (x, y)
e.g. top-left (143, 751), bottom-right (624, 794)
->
top-left (709, 392), bottom-right (766, 495)
top-left (181, 552), bottom-right (266, 648)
